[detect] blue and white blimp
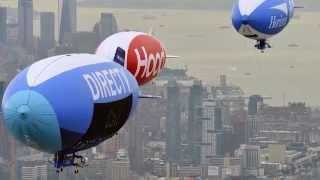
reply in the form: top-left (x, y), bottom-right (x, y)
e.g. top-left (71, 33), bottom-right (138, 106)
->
top-left (1, 54), bottom-right (140, 172)
top-left (232, 0), bottom-right (296, 51)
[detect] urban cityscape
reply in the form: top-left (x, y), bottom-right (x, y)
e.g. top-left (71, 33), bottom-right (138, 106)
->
top-left (1, 0), bottom-right (320, 180)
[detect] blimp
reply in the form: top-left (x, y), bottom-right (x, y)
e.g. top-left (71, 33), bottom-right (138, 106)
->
top-left (96, 31), bottom-right (178, 86)
top-left (232, 0), bottom-right (299, 52)
top-left (1, 54), bottom-right (141, 172)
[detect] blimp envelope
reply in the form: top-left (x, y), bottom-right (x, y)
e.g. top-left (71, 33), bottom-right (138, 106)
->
top-left (96, 31), bottom-right (167, 86)
top-left (232, 0), bottom-right (294, 39)
top-left (2, 54), bottom-right (139, 154)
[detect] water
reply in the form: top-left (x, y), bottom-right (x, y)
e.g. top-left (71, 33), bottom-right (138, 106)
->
top-left (77, 9), bottom-right (320, 106)
top-left (1, 0), bottom-right (320, 105)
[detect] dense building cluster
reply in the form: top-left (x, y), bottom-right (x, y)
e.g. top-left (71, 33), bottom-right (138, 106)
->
top-left (0, 0), bottom-right (118, 81)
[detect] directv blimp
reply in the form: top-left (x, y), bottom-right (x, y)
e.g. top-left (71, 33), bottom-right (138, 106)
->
top-left (96, 31), bottom-right (178, 86)
top-left (232, 0), bottom-right (299, 52)
top-left (1, 54), bottom-right (144, 172)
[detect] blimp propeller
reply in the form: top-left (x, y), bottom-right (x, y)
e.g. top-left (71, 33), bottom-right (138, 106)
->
top-left (139, 94), bottom-right (162, 99)
top-left (294, 6), bottom-right (304, 9)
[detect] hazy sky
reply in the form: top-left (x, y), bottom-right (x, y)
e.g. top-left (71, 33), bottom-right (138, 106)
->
top-left (80, 0), bottom-right (319, 11)
top-left (0, 0), bottom-right (320, 105)
top-left (0, 0), bottom-right (319, 11)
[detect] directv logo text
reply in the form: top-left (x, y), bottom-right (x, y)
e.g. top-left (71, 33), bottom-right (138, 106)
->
top-left (83, 68), bottom-right (131, 101)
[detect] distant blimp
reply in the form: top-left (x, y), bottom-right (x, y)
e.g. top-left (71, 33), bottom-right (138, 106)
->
top-left (232, 0), bottom-right (299, 52)
top-left (96, 31), bottom-right (178, 86)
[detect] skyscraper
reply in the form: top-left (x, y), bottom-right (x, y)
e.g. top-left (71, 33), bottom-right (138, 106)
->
top-left (166, 80), bottom-right (181, 163)
top-left (0, 112), bottom-right (9, 159)
top-left (0, 93), bottom-right (16, 180)
top-left (99, 13), bottom-right (118, 41)
top-left (39, 12), bottom-right (55, 59)
top-left (239, 144), bottom-right (261, 178)
top-left (20, 164), bottom-right (48, 180)
top-left (246, 95), bottom-right (264, 142)
top-left (18, 0), bottom-right (33, 53)
top-left (248, 95), bottom-right (264, 116)
top-left (214, 107), bottom-right (224, 156)
top-left (112, 149), bottom-right (130, 180)
top-left (201, 99), bottom-right (216, 164)
top-left (71, 32), bottom-right (99, 53)
top-left (188, 80), bottom-right (203, 165)
top-left (0, 81), bottom-right (10, 161)
top-left (214, 107), bottom-right (223, 132)
top-left (0, 7), bottom-right (7, 44)
top-left (231, 110), bottom-right (247, 152)
top-left (59, 0), bottom-right (77, 46)
top-left (220, 74), bottom-right (227, 87)
top-left (128, 114), bottom-right (144, 174)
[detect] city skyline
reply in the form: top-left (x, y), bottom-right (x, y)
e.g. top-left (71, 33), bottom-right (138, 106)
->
top-left (0, 2), bottom-right (319, 105)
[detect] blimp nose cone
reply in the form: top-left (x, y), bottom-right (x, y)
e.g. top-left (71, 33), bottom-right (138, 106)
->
top-left (17, 105), bottom-right (31, 120)
top-left (2, 90), bottom-right (62, 153)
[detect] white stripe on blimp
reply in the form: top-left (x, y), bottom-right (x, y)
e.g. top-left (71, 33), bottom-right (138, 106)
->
top-left (271, 3), bottom-right (288, 15)
top-left (239, 0), bottom-right (267, 16)
top-left (95, 31), bottom-right (145, 69)
top-left (27, 54), bottom-right (107, 87)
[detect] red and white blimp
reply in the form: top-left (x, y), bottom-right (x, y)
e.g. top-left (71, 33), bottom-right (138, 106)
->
top-left (96, 31), bottom-right (171, 86)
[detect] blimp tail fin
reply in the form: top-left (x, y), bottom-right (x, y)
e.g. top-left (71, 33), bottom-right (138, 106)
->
top-left (167, 55), bottom-right (180, 59)
top-left (146, 27), bottom-right (180, 59)
top-left (148, 27), bottom-right (155, 36)
top-left (139, 94), bottom-right (162, 99)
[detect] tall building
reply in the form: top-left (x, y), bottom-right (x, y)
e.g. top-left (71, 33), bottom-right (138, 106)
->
top-left (246, 116), bottom-right (258, 143)
top-left (214, 107), bottom-right (223, 132)
top-left (166, 80), bottom-right (181, 163)
top-left (0, 82), bottom-right (15, 177)
top-left (71, 32), bottom-right (99, 53)
top-left (128, 114), bottom-right (144, 175)
top-left (231, 110), bottom-right (247, 151)
top-left (59, 0), bottom-right (77, 46)
top-left (222, 127), bottom-right (235, 155)
top-left (246, 95), bottom-right (264, 143)
top-left (21, 165), bottom-right (47, 180)
top-left (17, 156), bottom-right (48, 180)
top-left (239, 144), bottom-right (262, 178)
top-left (215, 132), bottom-right (224, 156)
top-left (0, 81), bottom-right (5, 102)
top-left (81, 157), bottom-right (112, 180)
top-left (39, 12), bottom-right (55, 59)
top-left (18, 0), bottom-right (33, 53)
top-left (248, 95), bottom-right (264, 116)
top-left (99, 13), bottom-right (118, 41)
top-left (0, 7), bottom-right (7, 44)
top-left (0, 165), bottom-right (10, 180)
top-left (213, 106), bottom-right (225, 156)
top-left (220, 74), bottom-right (227, 87)
top-left (201, 99), bottom-right (216, 164)
top-left (212, 75), bottom-right (245, 112)
top-left (188, 80), bottom-right (203, 165)
top-left (0, 112), bottom-right (10, 160)
top-left (112, 149), bottom-right (130, 180)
